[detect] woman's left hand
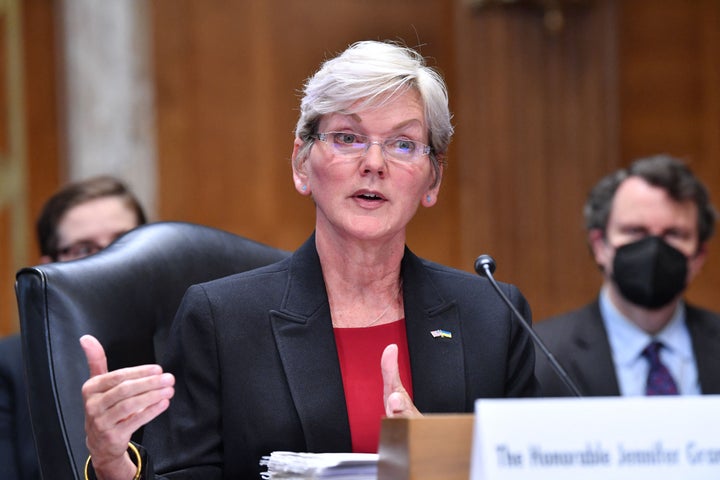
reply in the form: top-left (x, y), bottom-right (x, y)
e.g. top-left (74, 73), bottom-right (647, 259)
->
top-left (381, 344), bottom-right (422, 418)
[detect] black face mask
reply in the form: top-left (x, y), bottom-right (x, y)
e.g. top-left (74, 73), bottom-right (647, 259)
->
top-left (612, 236), bottom-right (688, 310)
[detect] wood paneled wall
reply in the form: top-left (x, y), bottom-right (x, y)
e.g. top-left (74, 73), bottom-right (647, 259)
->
top-left (21, 0), bottom-right (61, 215)
top-left (0, 0), bottom-right (60, 335)
top-left (3, 0), bottom-right (720, 334)
top-left (453, 1), bottom-right (621, 319)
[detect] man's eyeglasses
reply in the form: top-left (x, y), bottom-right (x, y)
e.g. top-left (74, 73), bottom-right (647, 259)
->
top-left (56, 241), bottom-right (104, 261)
top-left (311, 131), bottom-right (432, 163)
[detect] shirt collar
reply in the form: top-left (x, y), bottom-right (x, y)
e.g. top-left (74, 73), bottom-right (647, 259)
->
top-left (599, 287), bottom-right (691, 365)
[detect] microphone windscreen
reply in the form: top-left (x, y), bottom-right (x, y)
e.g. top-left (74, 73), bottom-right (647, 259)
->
top-left (474, 254), bottom-right (496, 277)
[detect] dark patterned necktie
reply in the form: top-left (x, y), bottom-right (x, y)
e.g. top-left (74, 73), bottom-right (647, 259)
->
top-left (642, 341), bottom-right (679, 395)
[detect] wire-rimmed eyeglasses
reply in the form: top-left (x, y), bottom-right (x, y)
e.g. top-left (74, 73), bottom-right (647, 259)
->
top-left (311, 131), bottom-right (432, 163)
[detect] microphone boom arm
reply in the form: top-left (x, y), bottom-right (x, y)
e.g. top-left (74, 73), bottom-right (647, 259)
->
top-left (475, 255), bottom-right (583, 398)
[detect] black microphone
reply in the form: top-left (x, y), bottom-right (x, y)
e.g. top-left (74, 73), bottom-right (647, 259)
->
top-left (474, 254), bottom-right (583, 398)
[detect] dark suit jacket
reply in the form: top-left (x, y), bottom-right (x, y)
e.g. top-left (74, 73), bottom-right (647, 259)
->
top-left (140, 235), bottom-right (539, 478)
top-left (534, 299), bottom-right (720, 397)
top-left (0, 334), bottom-right (40, 480)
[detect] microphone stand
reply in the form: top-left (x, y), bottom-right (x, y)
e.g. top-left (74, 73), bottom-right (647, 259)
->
top-left (475, 255), bottom-right (583, 398)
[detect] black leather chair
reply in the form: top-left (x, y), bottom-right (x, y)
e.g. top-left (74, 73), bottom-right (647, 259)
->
top-left (15, 221), bottom-right (289, 479)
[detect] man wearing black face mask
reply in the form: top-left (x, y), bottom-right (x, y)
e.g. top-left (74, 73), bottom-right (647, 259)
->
top-left (534, 155), bottom-right (720, 397)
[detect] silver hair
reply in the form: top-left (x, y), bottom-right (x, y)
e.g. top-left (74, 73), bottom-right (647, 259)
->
top-left (294, 40), bottom-right (454, 187)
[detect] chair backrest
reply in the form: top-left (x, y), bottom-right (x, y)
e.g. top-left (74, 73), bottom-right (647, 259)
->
top-left (15, 221), bottom-right (289, 479)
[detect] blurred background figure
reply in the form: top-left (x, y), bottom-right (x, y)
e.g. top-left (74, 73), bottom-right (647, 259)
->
top-left (535, 155), bottom-right (720, 397)
top-left (36, 176), bottom-right (148, 263)
top-left (0, 176), bottom-right (146, 480)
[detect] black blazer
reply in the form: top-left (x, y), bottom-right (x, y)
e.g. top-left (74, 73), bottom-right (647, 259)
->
top-left (534, 300), bottom-right (720, 397)
top-left (143, 235), bottom-right (539, 478)
top-left (0, 334), bottom-right (40, 480)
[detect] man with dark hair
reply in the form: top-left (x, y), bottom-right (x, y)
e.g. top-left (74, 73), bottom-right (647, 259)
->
top-left (535, 155), bottom-right (720, 397)
top-left (0, 176), bottom-right (146, 479)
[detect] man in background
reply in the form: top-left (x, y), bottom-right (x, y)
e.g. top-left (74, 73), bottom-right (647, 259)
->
top-left (535, 154), bottom-right (720, 397)
top-left (0, 176), bottom-right (146, 479)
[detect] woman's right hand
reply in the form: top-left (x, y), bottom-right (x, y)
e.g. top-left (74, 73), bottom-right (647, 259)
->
top-left (381, 343), bottom-right (422, 418)
top-left (80, 335), bottom-right (175, 480)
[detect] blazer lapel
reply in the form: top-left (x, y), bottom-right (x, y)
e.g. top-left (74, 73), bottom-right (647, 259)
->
top-left (401, 249), bottom-right (466, 412)
top-left (269, 240), bottom-right (470, 451)
top-left (686, 305), bottom-right (720, 394)
top-left (269, 235), bottom-right (352, 452)
top-left (567, 302), bottom-right (621, 396)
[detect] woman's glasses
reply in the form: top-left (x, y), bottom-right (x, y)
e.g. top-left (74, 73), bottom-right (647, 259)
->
top-left (312, 131), bottom-right (432, 163)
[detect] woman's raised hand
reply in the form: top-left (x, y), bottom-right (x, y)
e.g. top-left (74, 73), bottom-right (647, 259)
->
top-left (381, 343), bottom-right (422, 418)
top-left (80, 335), bottom-right (175, 480)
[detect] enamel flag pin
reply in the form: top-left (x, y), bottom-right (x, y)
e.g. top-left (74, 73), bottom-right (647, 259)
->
top-left (430, 329), bottom-right (452, 339)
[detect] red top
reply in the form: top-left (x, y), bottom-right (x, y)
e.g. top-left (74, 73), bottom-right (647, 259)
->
top-left (333, 319), bottom-right (413, 453)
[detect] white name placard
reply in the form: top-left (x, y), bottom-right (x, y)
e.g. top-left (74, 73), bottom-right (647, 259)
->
top-left (470, 395), bottom-right (720, 480)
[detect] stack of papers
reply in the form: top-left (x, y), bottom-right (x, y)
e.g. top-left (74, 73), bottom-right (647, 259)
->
top-left (260, 451), bottom-right (378, 479)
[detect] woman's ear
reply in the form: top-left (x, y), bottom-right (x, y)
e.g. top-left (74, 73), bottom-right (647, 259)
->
top-left (421, 161), bottom-right (443, 207)
top-left (292, 138), bottom-right (311, 195)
